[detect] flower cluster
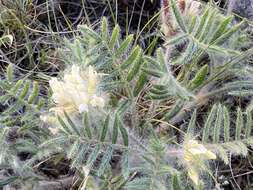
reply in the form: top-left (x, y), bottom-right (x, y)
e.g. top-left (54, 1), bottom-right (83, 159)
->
top-left (41, 65), bottom-right (105, 134)
top-left (49, 65), bottom-right (105, 115)
top-left (183, 139), bottom-right (216, 186)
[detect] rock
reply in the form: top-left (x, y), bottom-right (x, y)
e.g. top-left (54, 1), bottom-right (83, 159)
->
top-left (232, 0), bottom-right (253, 19)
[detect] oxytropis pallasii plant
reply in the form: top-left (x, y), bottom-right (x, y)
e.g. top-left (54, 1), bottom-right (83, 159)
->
top-left (0, 0), bottom-right (253, 189)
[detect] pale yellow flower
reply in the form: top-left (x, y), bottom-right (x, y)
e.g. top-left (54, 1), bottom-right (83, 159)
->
top-left (183, 139), bottom-right (216, 185)
top-left (49, 65), bottom-right (105, 116)
top-left (187, 167), bottom-right (199, 186)
top-left (183, 140), bottom-right (216, 162)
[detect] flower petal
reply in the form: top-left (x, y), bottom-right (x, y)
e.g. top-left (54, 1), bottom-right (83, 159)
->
top-left (205, 150), bottom-right (216, 160)
top-left (188, 167), bottom-right (199, 185)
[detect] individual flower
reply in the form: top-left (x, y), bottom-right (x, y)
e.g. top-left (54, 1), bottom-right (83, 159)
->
top-left (183, 139), bottom-right (216, 162)
top-left (49, 65), bottom-right (105, 116)
top-left (183, 139), bottom-right (216, 185)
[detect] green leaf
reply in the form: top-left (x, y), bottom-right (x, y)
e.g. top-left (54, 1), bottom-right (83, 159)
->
top-left (86, 144), bottom-right (100, 166)
top-left (127, 48), bottom-right (142, 81)
top-left (37, 99), bottom-right (45, 109)
top-left (175, 40), bottom-right (198, 65)
top-left (194, 7), bottom-right (210, 38)
top-left (213, 104), bottom-right (222, 143)
top-left (101, 17), bottom-right (109, 41)
top-left (19, 80), bottom-right (31, 99)
top-left (97, 146), bottom-right (113, 176)
top-left (83, 112), bottom-right (92, 139)
top-left (170, 0), bottom-right (187, 33)
top-left (165, 34), bottom-right (188, 46)
top-left (6, 64), bottom-right (14, 82)
top-left (235, 107), bottom-right (243, 140)
top-left (120, 46), bottom-right (142, 70)
top-left (100, 115), bottom-right (110, 142)
top-left (209, 16), bottom-right (233, 43)
top-left (71, 144), bottom-right (89, 168)
top-left (187, 109), bottom-right (197, 136)
top-left (57, 115), bottom-right (72, 134)
top-left (142, 67), bottom-right (164, 78)
top-left (119, 123), bottom-right (128, 146)
top-left (202, 104), bottom-right (217, 142)
top-left (112, 113), bottom-right (119, 144)
top-left (116, 99), bottom-right (131, 115)
top-left (133, 71), bottom-right (148, 97)
top-left (188, 15), bottom-right (197, 34)
top-left (199, 9), bottom-right (217, 42)
top-left (214, 20), bottom-right (244, 45)
top-left (172, 174), bottom-right (182, 190)
top-left (67, 140), bottom-right (80, 159)
top-left (115, 34), bottom-right (134, 57)
top-left (28, 81), bottom-right (39, 104)
top-left (121, 151), bottom-right (130, 179)
top-left (149, 86), bottom-right (169, 95)
top-left (245, 110), bottom-right (252, 138)
top-left (208, 45), bottom-right (240, 56)
top-left (109, 25), bottom-right (120, 49)
top-left (78, 25), bottom-right (100, 40)
top-left (190, 64), bottom-right (208, 88)
top-left (148, 91), bottom-right (171, 100)
top-left (157, 48), bottom-right (166, 71)
top-left (64, 111), bottom-right (81, 136)
top-left (223, 106), bottom-right (230, 142)
top-left (11, 79), bottom-right (23, 94)
top-left (163, 100), bottom-right (184, 121)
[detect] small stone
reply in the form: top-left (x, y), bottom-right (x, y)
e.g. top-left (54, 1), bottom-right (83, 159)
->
top-left (232, 0), bottom-right (253, 19)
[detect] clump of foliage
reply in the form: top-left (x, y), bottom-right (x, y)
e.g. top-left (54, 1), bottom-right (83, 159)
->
top-left (0, 0), bottom-right (253, 189)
